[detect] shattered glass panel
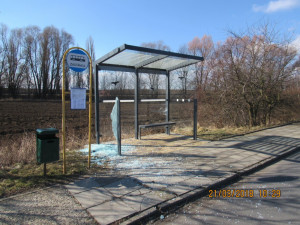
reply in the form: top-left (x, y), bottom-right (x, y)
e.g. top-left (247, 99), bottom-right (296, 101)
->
top-left (110, 97), bottom-right (120, 141)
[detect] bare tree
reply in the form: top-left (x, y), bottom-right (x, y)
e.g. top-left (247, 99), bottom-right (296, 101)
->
top-left (99, 72), bottom-right (108, 90)
top-left (188, 35), bottom-right (214, 92)
top-left (73, 71), bottom-right (85, 88)
top-left (1, 23), bottom-right (74, 98)
top-left (23, 26), bottom-right (42, 96)
top-left (23, 26), bottom-right (73, 97)
top-left (59, 30), bottom-right (73, 92)
top-left (6, 28), bottom-right (24, 97)
top-left (141, 41), bottom-right (170, 98)
top-left (48, 26), bottom-right (61, 94)
top-left (175, 44), bottom-right (190, 98)
top-left (211, 24), bottom-right (297, 126)
top-left (0, 24), bottom-right (8, 96)
top-left (114, 72), bottom-right (129, 91)
top-left (39, 26), bottom-right (52, 97)
top-left (86, 36), bottom-right (95, 88)
top-left (293, 55), bottom-right (300, 68)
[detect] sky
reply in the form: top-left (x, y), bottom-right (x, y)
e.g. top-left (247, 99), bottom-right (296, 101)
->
top-left (0, 0), bottom-right (300, 59)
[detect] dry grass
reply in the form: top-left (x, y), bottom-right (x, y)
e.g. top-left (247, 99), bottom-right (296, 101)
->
top-left (0, 149), bottom-right (106, 198)
top-left (0, 129), bottom-right (104, 198)
top-left (173, 123), bottom-right (274, 140)
top-left (0, 132), bottom-right (36, 167)
top-left (0, 127), bottom-right (93, 167)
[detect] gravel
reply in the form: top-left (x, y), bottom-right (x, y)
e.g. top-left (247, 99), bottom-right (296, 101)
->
top-left (0, 185), bottom-right (98, 225)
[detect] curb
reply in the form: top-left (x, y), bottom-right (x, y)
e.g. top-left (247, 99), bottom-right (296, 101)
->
top-left (120, 146), bottom-right (300, 225)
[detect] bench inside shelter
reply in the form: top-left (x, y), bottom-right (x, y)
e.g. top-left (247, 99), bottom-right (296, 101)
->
top-left (139, 122), bottom-right (176, 139)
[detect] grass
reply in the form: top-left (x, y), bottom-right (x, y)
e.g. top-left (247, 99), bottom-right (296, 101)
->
top-left (0, 122), bottom-right (293, 198)
top-left (197, 126), bottom-right (264, 140)
top-left (173, 124), bottom-right (278, 141)
top-left (0, 126), bottom-right (121, 198)
top-left (0, 149), bottom-right (106, 198)
top-left (0, 129), bottom-right (108, 198)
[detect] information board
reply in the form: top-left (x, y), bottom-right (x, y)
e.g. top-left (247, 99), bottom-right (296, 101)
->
top-left (71, 88), bottom-right (86, 109)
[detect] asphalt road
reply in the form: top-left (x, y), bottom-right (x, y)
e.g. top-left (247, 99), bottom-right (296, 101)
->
top-left (153, 151), bottom-right (300, 225)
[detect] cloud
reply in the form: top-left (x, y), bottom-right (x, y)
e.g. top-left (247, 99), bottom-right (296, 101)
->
top-left (253, 0), bottom-right (300, 13)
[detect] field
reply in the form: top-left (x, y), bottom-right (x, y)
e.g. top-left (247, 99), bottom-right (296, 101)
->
top-left (0, 99), bottom-right (194, 134)
top-left (1, 98), bottom-right (297, 167)
top-left (0, 100), bottom-right (194, 165)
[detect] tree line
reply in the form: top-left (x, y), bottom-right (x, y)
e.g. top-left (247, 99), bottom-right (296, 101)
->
top-left (0, 24), bottom-right (95, 98)
top-left (1, 22), bottom-right (299, 127)
top-left (181, 24), bottom-right (300, 127)
top-left (126, 24), bottom-right (299, 127)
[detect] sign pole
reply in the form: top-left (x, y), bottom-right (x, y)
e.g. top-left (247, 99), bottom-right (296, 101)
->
top-left (62, 47), bottom-right (93, 174)
top-left (62, 50), bottom-right (67, 174)
top-left (88, 52), bottom-right (92, 169)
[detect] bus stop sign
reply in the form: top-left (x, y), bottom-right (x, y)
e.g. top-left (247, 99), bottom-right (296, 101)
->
top-left (66, 49), bottom-right (89, 72)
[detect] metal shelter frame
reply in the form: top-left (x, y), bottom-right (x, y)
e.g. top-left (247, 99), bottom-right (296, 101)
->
top-left (93, 44), bottom-right (204, 143)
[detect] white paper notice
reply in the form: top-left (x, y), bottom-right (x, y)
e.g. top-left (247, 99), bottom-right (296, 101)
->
top-left (71, 88), bottom-right (86, 109)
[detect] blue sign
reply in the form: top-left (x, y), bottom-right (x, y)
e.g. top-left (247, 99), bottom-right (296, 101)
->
top-left (66, 49), bottom-right (89, 72)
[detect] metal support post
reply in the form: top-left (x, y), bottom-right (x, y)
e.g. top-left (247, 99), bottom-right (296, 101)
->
top-left (94, 65), bottom-right (100, 144)
top-left (117, 98), bottom-right (121, 155)
top-left (193, 99), bottom-right (198, 140)
top-left (135, 69), bottom-right (139, 139)
top-left (166, 71), bottom-right (170, 134)
top-left (88, 56), bottom-right (93, 169)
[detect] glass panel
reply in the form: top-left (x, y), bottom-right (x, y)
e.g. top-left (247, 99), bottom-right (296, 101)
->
top-left (145, 57), bottom-right (187, 70)
top-left (103, 50), bottom-right (155, 67)
top-left (101, 49), bottom-right (201, 71)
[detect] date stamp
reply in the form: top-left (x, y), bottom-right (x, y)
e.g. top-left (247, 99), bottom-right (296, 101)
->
top-left (208, 189), bottom-right (281, 198)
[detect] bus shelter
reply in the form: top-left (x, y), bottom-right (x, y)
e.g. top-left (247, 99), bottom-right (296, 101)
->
top-left (93, 44), bottom-right (204, 143)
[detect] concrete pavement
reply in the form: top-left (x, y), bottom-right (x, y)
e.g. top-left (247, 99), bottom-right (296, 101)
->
top-left (153, 151), bottom-right (300, 224)
top-left (65, 123), bottom-right (300, 225)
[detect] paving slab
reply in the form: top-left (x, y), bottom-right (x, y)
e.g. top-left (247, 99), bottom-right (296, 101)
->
top-left (124, 188), bottom-right (175, 211)
top-left (104, 177), bottom-right (143, 197)
top-left (166, 175), bottom-right (213, 195)
top-left (73, 188), bottom-right (113, 209)
top-left (87, 198), bottom-right (137, 225)
top-left (65, 177), bottom-right (102, 195)
top-left (65, 175), bottom-right (124, 195)
top-left (65, 123), bottom-right (300, 225)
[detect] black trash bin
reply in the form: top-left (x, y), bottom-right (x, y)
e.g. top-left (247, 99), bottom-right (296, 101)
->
top-left (36, 128), bottom-right (59, 164)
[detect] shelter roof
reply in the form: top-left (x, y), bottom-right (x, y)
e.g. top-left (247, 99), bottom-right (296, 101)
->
top-left (94, 44), bottom-right (204, 74)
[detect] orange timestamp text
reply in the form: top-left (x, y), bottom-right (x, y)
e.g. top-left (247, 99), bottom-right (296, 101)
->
top-left (209, 189), bottom-right (281, 198)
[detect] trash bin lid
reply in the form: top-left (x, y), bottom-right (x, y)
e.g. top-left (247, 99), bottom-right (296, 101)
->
top-left (36, 128), bottom-right (59, 135)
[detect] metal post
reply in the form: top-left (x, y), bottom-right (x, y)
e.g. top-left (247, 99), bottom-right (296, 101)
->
top-left (166, 71), bottom-right (170, 134)
top-left (62, 50), bottom-right (67, 175)
top-left (135, 69), bottom-right (139, 139)
top-left (193, 99), bottom-right (198, 140)
top-left (88, 56), bottom-right (93, 169)
top-left (94, 65), bottom-right (100, 144)
top-left (117, 98), bottom-right (121, 155)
